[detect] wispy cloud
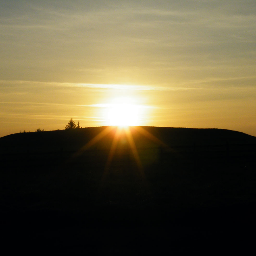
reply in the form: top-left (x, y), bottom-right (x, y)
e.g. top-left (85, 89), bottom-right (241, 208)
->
top-left (0, 79), bottom-right (198, 91)
top-left (0, 101), bottom-right (157, 110)
top-left (83, 103), bottom-right (156, 109)
top-left (0, 101), bottom-right (72, 106)
top-left (0, 112), bottom-right (100, 121)
top-left (1, 79), bottom-right (255, 93)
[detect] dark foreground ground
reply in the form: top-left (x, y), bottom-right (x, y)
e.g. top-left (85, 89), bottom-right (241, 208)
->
top-left (1, 127), bottom-right (256, 253)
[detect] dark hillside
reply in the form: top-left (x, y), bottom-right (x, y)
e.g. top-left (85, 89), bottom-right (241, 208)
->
top-left (1, 126), bottom-right (255, 153)
top-left (1, 127), bottom-right (256, 253)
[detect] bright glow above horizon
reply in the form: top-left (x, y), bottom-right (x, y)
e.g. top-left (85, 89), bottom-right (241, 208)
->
top-left (104, 97), bottom-right (143, 127)
top-left (0, 1), bottom-right (256, 137)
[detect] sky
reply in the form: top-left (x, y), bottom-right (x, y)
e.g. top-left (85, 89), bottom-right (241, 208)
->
top-left (1, 0), bottom-right (256, 137)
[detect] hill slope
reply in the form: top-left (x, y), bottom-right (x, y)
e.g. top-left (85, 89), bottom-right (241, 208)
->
top-left (1, 126), bottom-right (255, 153)
top-left (1, 127), bottom-right (256, 253)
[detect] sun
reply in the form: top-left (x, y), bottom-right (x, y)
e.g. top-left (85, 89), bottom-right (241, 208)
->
top-left (105, 97), bottom-right (142, 127)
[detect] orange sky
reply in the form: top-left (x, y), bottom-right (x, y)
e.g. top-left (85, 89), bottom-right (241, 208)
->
top-left (1, 1), bottom-right (256, 137)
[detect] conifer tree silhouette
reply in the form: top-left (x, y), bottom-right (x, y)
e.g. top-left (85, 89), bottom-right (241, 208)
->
top-left (65, 118), bottom-right (77, 130)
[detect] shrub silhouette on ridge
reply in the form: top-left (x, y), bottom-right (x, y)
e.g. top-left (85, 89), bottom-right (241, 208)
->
top-left (65, 118), bottom-right (77, 130)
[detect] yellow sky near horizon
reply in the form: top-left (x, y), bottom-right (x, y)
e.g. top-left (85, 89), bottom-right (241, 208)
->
top-left (1, 1), bottom-right (256, 137)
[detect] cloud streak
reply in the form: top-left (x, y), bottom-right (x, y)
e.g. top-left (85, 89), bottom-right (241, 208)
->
top-left (1, 78), bottom-right (255, 93)
top-left (0, 79), bottom-right (198, 91)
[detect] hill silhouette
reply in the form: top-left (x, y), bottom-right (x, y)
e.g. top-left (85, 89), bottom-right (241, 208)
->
top-left (1, 127), bottom-right (256, 253)
top-left (1, 126), bottom-right (255, 152)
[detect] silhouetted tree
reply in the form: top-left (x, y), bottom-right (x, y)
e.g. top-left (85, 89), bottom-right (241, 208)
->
top-left (65, 118), bottom-right (77, 130)
top-left (76, 121), bottom-right (80, 129)
top-left (36, 128), bottom-right (44, 132)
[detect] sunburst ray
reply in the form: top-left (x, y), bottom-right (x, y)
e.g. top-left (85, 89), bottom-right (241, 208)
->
top-left (71, 126), bottom-right (114, 159)
top-left (134, 126), bottom-right (173, 152)
top-left (102, 127), bottom-right (122, 180)
top-left (124, 127), bottom-right (144, 174)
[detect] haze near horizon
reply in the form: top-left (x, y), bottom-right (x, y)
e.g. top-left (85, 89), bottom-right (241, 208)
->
top-left (1, 0), bottom-right (256, 137)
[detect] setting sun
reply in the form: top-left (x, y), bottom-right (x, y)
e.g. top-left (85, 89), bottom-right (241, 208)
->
top-left (104, 97), bottom-right (143, 127)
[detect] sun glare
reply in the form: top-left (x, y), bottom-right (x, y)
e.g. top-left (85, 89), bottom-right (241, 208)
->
top-left (105, 97), bottom-right (142, 127)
